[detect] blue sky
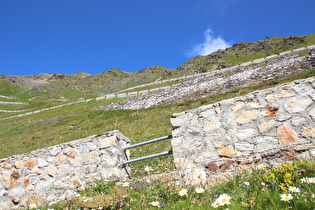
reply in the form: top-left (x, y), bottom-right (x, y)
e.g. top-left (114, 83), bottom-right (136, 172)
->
top-left (0, 0), bottom-right (314, 76)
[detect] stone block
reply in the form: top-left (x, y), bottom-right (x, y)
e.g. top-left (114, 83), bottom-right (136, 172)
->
top-left (232, 101), bottom-right (244, 113)
top-left (278, 125), bottom-right (300, 145)
top-left (258, 120), bottom-right (276, 133)
top-left (25, 159), bottom-right (36, 170)
top-left (14, 161), bottom-right (24, 169)
top-left (204, 117), bottom-right (220, 132)
top-left (236, 110), bottom-right (258, 124)
top-left (284, 97), bottom-right (312, 113)
top-left (83, 152), bottom-right (99, 164)
top-left (1, 162), bottom-right (12, 170)
top-left (255, 136), bottom-right (278, 152)
top-left (279, 90), bottom-right (294, 98)
top-left (205, 162), bottom-right (219, 171)
top-left (55, 154), bottom-right (69, 165)
top-left (37, 158), bottom-right (49, 168)
top-left (98, 136), bottom-right (118, 149)
top-left (214, 142), bottom-right (234, 158)
top-left (47, 165), bottom-right (57, 177)
top-left (67, 150), bottom-right (77, 157)
top-left (237, 129), bottom-right (258, 141)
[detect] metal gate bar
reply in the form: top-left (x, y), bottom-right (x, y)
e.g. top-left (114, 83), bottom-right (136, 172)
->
top-left (123, 135), bottom-right (173, 164)
top-left (123, 150), bottom-right (172, 164)
top-left (123, 135), bottom-right (172, 150)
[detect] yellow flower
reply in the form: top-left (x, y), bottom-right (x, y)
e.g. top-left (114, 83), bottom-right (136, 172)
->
top-left (241, 202), bottom-right (250, 207)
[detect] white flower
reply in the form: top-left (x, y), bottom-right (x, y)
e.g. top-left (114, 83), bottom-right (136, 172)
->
top-left (244, 182), bottom-right (250, 186)
top-left (188, 164), bottom-right (195, 168)
top-left (149, 201), bottom-right (160, 207)
top-left (300, 177), bottom-right (307, 183)
top-left (195, 187), bottom-right (205, 193)
top-left (195, 168), bottom-right (204, 173)
top-left (29, 204), bottom-right (37, 209)
top-left (257, 164), bottom-right (265, 169)
top-left (144, 166), bottom-right (153, 172)
top-left (216, 193), bottom-right (232, 206)
top-left (178, 189), bottom-right (188, 196)
top-left (288, 186), bottom-right (301, 193)
top-left (211, 201), bottom-right (221, 208)
top-left (307, 177), bottom-right (315, 183)
top-left (122, 182), bottom-right (130, 187)
top-left (82, 197), bottom-right (92, 202)
top-left (280, 194), bottom-right (293, 202)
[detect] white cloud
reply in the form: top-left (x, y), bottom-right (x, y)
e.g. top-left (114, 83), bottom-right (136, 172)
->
top-left (187, 29), bottom-right (230, 57)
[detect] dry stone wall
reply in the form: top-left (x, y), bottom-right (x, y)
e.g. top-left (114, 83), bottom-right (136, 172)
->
top-left (0, 130), bottom-right (130, 209)
top-left (170, 76), bottom-right (315, 184)
top-left (95, 48), bottom-right (315, 111)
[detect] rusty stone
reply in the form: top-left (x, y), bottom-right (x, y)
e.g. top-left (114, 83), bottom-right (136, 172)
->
top-left (278, 125), bottom-right (300, 145)
top-left (266, 106), bottom-right (278, 116)
top-left (286, 150), bottom-right (297, 160)
top-left (29, 194), bottom-right (46, 207)
top-left (1, 162), bottom-right (12, 169)
top-left (205, 162), bottom-right (219, 171)
top-left (67, 150), bottom-right (77, 157)
top-left (10, 178), bottom-right (17, 188)
top-left (236, 164), bottom-right (253, 174)
top-left (69, 177), bottom-right (80, 188)
top-left (303, 127), bottom-right (315, 137)
top-left (2, 172), bottom-right (10, 188)
top-left (21, 178), bottom-right (30, 185)
top-left (12, 197), bottom-right (20, 204)
top-left (214, 142), bottom-right (235, 158)
top-left (25, 159), bottom-right (36, 170)
top-left (220, 160), bottom-right (235, 172)
top-left (11, 170), bottom-right (20, 179)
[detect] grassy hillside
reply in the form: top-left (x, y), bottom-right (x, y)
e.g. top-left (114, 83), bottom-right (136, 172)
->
top-left (176, 34), bottom-right (315, 75)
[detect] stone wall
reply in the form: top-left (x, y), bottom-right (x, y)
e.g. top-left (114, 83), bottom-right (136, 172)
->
top-left (95, 49), bottom-right (315, 111)
top-left (0, 130), bottom-right (130, 209)
top-left (171, 76), bottom-right (315, 184)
